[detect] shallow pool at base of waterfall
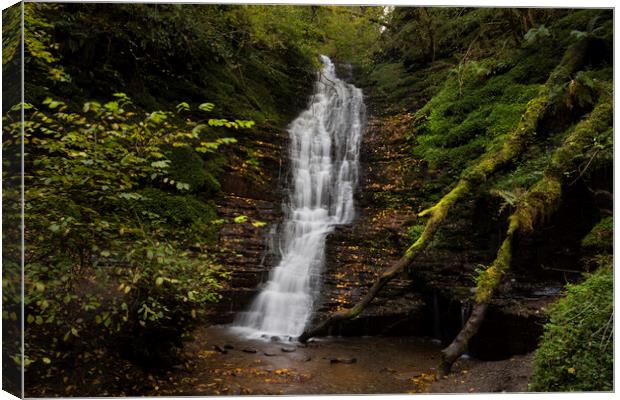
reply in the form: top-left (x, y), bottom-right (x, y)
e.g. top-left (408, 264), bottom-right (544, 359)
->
top-left (148, 325), bottom-right (534, 395)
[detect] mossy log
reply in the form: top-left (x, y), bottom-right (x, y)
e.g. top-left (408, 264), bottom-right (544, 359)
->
top-left (439, 88), bottom-right (612, 375)
top-left (298, 40), bottom-right (590, 344)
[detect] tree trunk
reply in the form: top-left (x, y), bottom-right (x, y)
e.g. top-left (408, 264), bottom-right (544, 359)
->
top-left (439, 303), bottom-right (488, 375)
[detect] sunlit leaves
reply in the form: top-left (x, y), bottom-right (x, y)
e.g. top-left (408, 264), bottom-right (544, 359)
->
top-left (207, 118), bottom-right (255, 129)
top-left (176, 102), bottom-right (190, 112)
top-left (199, 102), bottom-right (215, 112)
top-left (233, 215), bottom-right (248, 223)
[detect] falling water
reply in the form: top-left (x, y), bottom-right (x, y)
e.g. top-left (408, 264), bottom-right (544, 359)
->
top-left (232, 55), bottom-right (365, 339)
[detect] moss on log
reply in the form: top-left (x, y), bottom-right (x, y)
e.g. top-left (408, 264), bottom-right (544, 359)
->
top-left (439, 87), bottom-right (612, 374)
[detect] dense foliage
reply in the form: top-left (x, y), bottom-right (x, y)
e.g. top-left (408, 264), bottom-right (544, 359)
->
top-left (530, 262), bottom-right (613, 391)
top-left (3, 93), bottom-right (256, 371)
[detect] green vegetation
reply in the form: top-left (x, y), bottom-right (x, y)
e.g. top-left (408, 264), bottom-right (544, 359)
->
top-left (4, 93), bottom-right (251, 371)
top-left (581, 217), bottom-right (613, 252)
top-left (530, 263), bottom-right (613, 391)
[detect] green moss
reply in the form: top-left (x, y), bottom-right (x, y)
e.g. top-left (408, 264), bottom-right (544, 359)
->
top-left (492, 146), bottom-right (552, 192)
top-left (530, 265), bottom-right (613, 392)
top-left (407, 224), bottom-right (425, 243)
top-left (411, 52), bottom-right (548, 177)
top-left (581, 217), bottom-right (613, 252)
top-left (475, 237), bottom-right (512, 303)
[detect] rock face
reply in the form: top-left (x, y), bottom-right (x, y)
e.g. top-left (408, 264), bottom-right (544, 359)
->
top-left (312, 115), bottom-right (426, 336)
top-left (205, 125), bottom-right (289, 324)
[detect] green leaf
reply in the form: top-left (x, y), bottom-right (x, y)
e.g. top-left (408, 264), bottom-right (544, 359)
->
top-left (234, 215), bottom-right (248, 223)
top-left (176, 102), bottom-right (190, 112)
top-left (199, 102), bottom-right (215, 112)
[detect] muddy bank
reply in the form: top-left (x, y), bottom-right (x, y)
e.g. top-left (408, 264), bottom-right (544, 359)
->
top-left (149, 326), bottom-right (533, 395)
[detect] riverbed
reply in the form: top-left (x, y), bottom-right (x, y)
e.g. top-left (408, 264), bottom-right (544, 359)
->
top-left (150, 325), bottom-right (534, 396)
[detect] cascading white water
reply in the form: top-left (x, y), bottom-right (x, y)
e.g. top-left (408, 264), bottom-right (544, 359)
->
top-left (232, 55), bottom-right (365, 339)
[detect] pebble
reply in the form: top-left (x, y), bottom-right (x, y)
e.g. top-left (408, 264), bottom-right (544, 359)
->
top-left (242, 348), bottom-right (258, 354)
top-left (281, 346), bottom-right (296, 353)
top-left (329, 357), bottom-right (357, 364)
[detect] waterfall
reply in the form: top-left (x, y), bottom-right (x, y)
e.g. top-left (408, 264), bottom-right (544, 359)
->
top-left (232, 55), bottom-right (366, 339)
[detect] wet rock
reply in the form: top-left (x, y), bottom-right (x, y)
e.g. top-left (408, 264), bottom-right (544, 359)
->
top-left (213, 345), bottom-right (228, 354)
top-left (264, 351), bottom-right (277, 357)
top-left (281, 346), bottom-right (296, 353)
top-left (330, 357), bottom-right (357, 364)
top-left (223, 344), bottom-right (234, 350)
top-left (242, 348), bottom-right (258, 354)
top-left (270, 336), bottom-right (281, 342)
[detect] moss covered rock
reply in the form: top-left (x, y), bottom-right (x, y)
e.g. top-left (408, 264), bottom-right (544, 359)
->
top-left (581, 217), bottom-right (613, 253)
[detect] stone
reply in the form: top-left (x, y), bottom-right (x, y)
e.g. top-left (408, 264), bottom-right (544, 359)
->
top-left (213, 345), bottom-right (228, 354)
top-left (329, 357), bottom-right (357, 364)
top-left (281, 346), bottom-right (296, 353)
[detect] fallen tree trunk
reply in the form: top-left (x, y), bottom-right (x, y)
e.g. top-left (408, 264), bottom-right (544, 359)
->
top-left (299, 39), bottom-right (590, 343)
top-left (438, 87), bottom-right (612, 374)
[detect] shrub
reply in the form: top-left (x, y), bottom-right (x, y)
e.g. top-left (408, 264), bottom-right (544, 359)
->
top-left (134, 188), bottom-right (219, 244)
top-left (529, 265), bottom-right (613, 391)
top-left (164, 146), bottom-right (209, 193)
